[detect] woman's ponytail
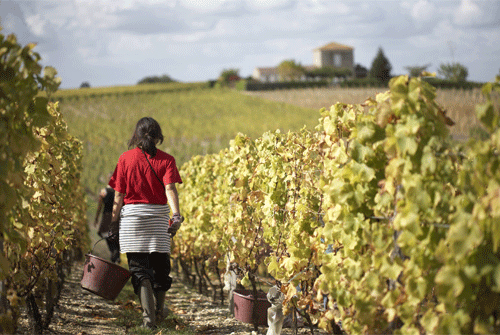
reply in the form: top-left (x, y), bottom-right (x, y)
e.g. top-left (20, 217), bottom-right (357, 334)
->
top-left (128, 117), bottom-right (164, 157)
top-left (141, 133), bottom-right (157, 157)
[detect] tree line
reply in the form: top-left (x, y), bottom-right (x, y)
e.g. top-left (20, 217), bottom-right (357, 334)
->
top-left (216, 47), bottom-right (482, 88)
top-left (79, 47), bottom-right (492, 89)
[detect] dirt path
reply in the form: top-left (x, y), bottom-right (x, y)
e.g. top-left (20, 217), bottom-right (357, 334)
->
top-left (15, 261), bottom-right (126, 335)
top-left (15, 260), bottom-right (327, 335)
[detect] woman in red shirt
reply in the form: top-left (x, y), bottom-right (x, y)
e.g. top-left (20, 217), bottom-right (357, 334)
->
top-left (109, 117), bottom-right (183, 329)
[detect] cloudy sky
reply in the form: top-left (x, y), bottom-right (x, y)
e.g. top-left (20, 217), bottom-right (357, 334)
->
top-left (1, 0), bottom-right (499, 89)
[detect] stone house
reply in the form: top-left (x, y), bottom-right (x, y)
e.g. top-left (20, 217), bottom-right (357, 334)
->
top-left (251, 67), bottom-right (279, 83)
top-left (251, 65), bottom-right (318, 83)
top-left (313, 42), bottom-right (354, 70)
top-left (252, 42), bottom-right (354, 82)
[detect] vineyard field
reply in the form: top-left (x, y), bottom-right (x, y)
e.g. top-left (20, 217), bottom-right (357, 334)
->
top-left (59, 83), bottom-right (483, 201)
top-left (57, 86), bottom-right (319, 204)
top-left (41, 81), bottom-right (209, 100)
top-left (243, 86), bottom-right (485, 140)
top-left (57, 83), bottom-right (486, 220)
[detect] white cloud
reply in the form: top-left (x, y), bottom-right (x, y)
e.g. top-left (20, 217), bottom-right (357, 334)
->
top-left (169, 30), bottom-right (208, 43)
top-left (74, 0), bottom-right (138, 12)
top-left (301, 0), bottom-right (350, 15)
top-left (108, 33), bottom-right (153, 55)
top-left (410, 0), bottom-right (436, 23)
top-left (180, 0), bottom-right (229, 12)
top-left (2, 12), bottom-right (25, 35)
top-left (406, 18), bottom-right (467, 55)
top-left (25, 14), bottom-right (48, 36)
top-left (247, 0), bottom-right (295, 10)
top-left (264, 38), bottom-right (292, 52)
top-left (453, 0), bottom-right (482, 26)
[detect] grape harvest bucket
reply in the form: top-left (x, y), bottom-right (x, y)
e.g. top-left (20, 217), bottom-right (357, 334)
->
top-left (233, 289), bottom-right (271, 326)
top-left (81, 238), bottom-right (131, 300)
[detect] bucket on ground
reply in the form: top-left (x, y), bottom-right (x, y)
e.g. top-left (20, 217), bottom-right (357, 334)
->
top-left (81, 238), bottom-right (131, 300)
top-left (233, 288), bottom-right (271, 326)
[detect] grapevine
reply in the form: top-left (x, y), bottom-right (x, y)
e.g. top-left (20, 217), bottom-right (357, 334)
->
top-left (1, 31), bottom-right (87, 334)
top-left (176, 74), bottom-right (500, 335)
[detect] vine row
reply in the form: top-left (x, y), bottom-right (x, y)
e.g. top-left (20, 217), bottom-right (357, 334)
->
top-left (1, 32), bottom-right (87, 334)
top-left (174, 74), bottom-right (500, 334)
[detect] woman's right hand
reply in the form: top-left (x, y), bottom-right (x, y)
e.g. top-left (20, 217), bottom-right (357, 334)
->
top-left (168, 213), bottom-right (184, 237)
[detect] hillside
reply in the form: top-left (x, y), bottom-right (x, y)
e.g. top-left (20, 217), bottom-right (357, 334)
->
top-left (57, 82), bottom-right (484, 211)
top-left (57, 84), bottom-right (320, 201)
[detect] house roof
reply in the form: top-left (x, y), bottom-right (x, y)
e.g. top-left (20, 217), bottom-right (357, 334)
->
top-left (255, 67), bottom-right (278, 75)
top-left (314, 42), bottom-right (354, 51)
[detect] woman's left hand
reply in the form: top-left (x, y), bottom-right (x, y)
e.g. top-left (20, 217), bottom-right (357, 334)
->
top-left (107, 221), bottom-right (119, 241)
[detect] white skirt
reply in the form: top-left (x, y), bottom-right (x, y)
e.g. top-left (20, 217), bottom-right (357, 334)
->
top-left (119, 204), bottom-right (171, 254)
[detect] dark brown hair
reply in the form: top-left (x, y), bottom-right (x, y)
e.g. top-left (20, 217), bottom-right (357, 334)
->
top-left (128, 117), bottom-right (164, 157)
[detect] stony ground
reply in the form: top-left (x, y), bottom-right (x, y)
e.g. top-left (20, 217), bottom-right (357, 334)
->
top-left (15, 260), bottom-right (329, 335)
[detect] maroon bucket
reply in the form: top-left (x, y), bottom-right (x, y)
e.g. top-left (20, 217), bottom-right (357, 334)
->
top-left (81, 239), bottom-right (131, 300)
top-left (233, 289), bottom-right (271, 326)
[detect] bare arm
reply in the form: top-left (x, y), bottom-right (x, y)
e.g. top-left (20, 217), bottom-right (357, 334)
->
top-left (165, 183), bottom-right (180, 215)
top-left (111, 191), bottom-right (125, 223)
top-left (93, 190), bottom-right (105, 226)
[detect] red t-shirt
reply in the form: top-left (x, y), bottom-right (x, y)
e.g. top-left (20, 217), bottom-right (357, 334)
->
top-left (109, 147), bottom-right (182, 205)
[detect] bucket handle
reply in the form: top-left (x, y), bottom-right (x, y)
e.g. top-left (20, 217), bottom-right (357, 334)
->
top-left (89, 237), bottom-right (108, 255)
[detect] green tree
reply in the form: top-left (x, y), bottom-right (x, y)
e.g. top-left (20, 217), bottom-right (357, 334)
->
top-left (437, 62), bottom-right (468, 82)
top-left (277, 59), bottom-right (304, 81)
top-left (218, 68), bottom-right (240, 85)
top-left (354, 64), bottom-right (368, 78)
top-left (137, 74), bottom-right (175, 84)
top-left (306, 66), bottom-right (352, 79)
top-left (404, 63), bottom-right (431, 77)
top-left (369, 47), bottom-right (392, 83)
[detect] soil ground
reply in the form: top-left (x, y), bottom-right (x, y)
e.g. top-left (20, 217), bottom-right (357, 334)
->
top-left (15, 259), bottom-right (329, 335)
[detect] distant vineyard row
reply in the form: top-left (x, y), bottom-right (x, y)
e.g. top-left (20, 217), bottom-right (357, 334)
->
top-left (42, 81), bottom-right (210, 101)
top-left (174, 74), bottom-right (500, 334)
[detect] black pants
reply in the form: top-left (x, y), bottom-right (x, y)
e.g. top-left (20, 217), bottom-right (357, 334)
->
top-left (126, 252), bottom-right (172, 295)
